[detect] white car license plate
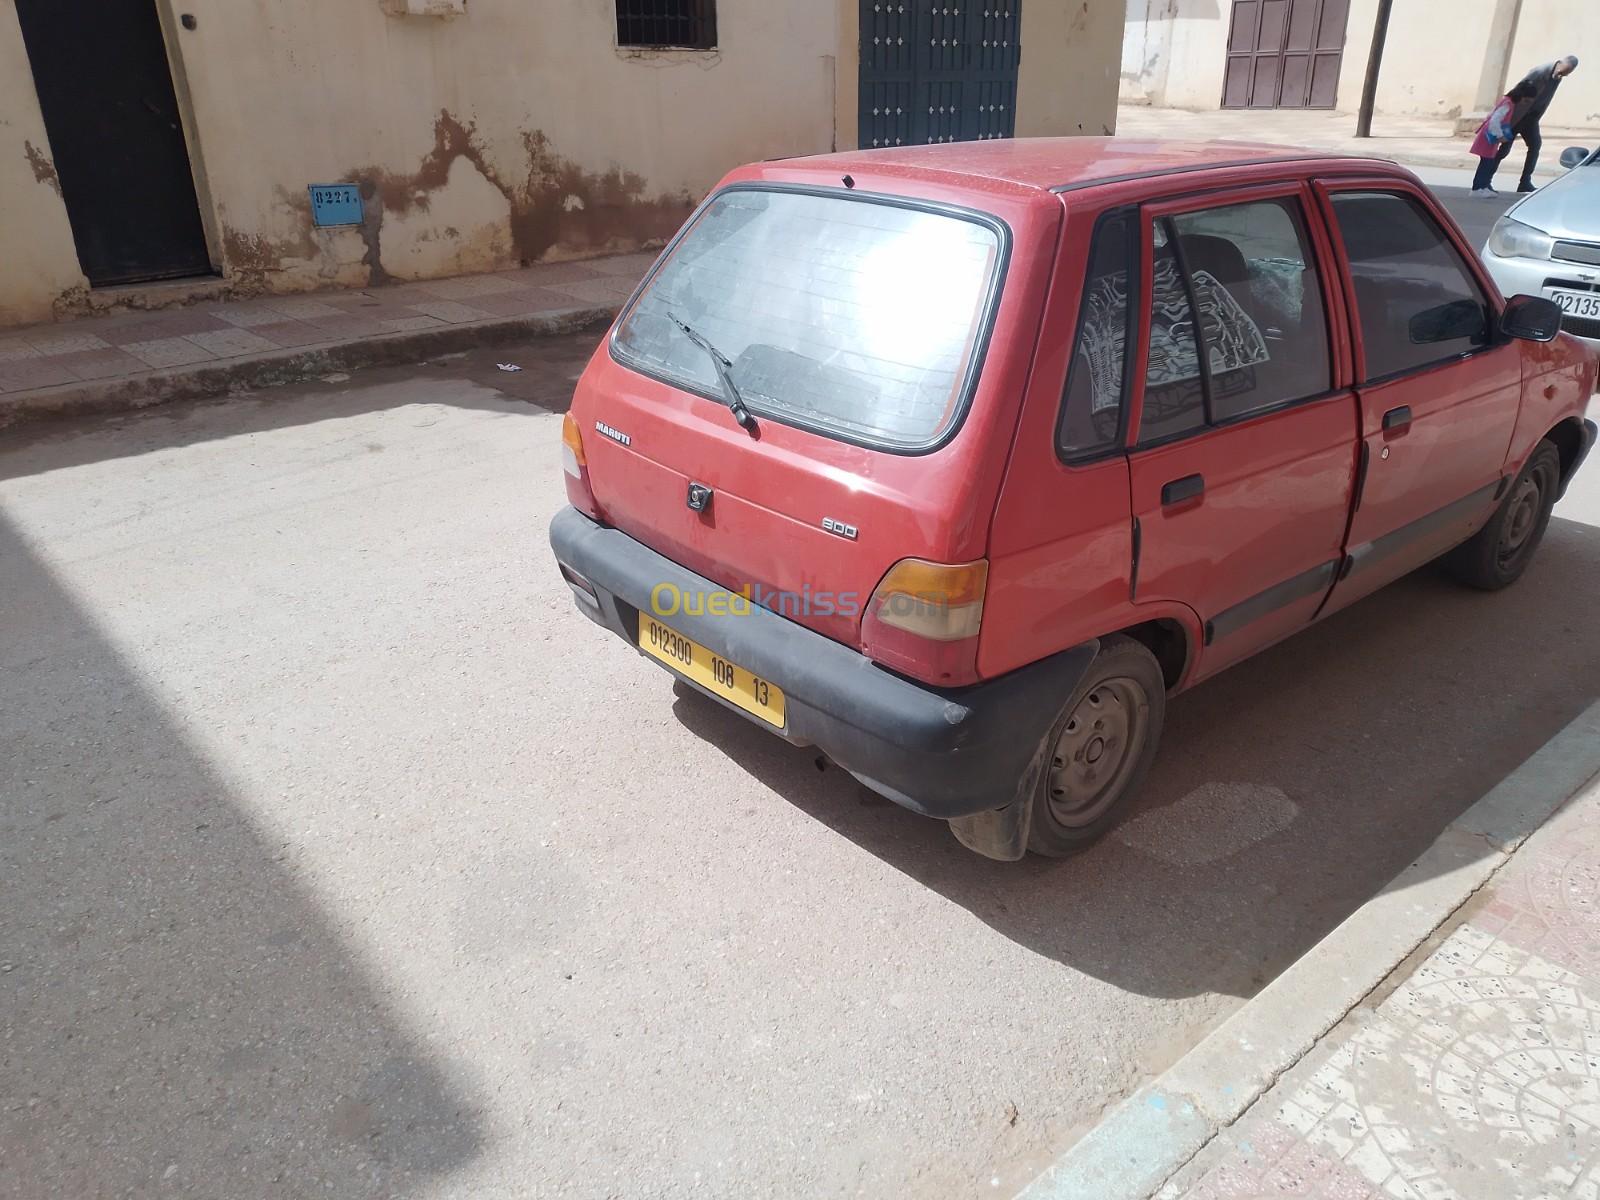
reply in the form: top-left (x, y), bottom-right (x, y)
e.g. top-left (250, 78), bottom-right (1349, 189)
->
top-left (1547, 288), bottom-right (1600, 319)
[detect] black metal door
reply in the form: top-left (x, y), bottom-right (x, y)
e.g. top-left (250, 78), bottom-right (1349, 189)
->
top-left (859, 2), bottom-right (1022, 149)
top-left (14, 0), bottom-right (212, 286)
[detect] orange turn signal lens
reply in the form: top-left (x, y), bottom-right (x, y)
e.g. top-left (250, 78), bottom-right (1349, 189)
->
top-left (561, 413), bottom-right (587, 477)
top-left (867, 558), bottom-right (988, 642)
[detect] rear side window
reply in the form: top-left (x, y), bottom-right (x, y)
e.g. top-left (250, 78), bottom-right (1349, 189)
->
top-left (1139, 198), bottom-right (1333, 445)
top-left (1330, 192), bottom-right (1490, 381)
top-left (1058, 210), bottom-right (1136, 460)
top-left (613, 188), bottom-right (1002, 451)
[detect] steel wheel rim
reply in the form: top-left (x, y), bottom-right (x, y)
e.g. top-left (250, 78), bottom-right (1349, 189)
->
top-left (1046, 677), bottom-right (1149, 828)
top-left (1497, 466), bottom-right (1550, 568)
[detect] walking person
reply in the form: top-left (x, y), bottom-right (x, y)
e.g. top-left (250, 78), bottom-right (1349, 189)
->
top-left (1482, 55), bottom-right (1580, 193)
top-left (1470, 81), bottom-right (1539, 194)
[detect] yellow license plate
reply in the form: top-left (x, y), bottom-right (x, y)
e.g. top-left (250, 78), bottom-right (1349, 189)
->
top-left (638, 614), bottom-right (786, 728)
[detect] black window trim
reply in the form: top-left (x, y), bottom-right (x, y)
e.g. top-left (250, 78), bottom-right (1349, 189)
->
top-left (1324, 187), bottom-right (1501, 387)
top-left (1162, 216), bottom-right (1216, 427)
top-left (1054, 204), bottom-right (1141, 466)
top-left (606, 181), bottom-right (1014, 457)
top-left (1131, 193), bottom-right (1337, 451)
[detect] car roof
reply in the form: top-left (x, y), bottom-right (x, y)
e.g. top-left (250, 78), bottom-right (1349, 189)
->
top-left (764, 137), bottom-right (1399, 197)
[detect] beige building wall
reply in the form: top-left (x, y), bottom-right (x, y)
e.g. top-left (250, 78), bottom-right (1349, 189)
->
top-left (1017, 0), bottom-right (1125, 137)
top-left (1508, 2), bottom-right (1600, 128)
top-left (4, 0), bottom-right (1118, 329)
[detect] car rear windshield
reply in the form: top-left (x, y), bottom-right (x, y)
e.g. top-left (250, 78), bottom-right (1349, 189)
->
top-left (612, 187), bottom-right (1003, 451)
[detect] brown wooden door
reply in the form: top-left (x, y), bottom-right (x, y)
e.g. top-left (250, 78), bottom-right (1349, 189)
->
top-left (1222, 0), bottom-right (1349, 109)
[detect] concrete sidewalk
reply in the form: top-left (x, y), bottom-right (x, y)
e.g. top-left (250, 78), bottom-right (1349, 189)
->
top-left (0, 252), bottom-right (652, 428)
top-left (1117, 103), bottom-right (1594, 183)
top-left (1021, 700), bottom-right (1600, 1200)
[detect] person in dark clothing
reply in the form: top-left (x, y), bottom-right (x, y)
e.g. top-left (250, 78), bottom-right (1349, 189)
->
top-left (1485, 55), bottom-right (1580, 192)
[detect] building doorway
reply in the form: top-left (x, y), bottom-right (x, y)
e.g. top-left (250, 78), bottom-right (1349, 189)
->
top-left (1222, 0), bottom-right (1349, 109)
top-left (14, 0), bottom-right (213, 286)
top-left (859, 1), bottom-right (1022, 148)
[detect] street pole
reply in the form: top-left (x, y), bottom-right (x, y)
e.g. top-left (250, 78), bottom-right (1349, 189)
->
top-left (1355, 0), bottom-right (1395, 138)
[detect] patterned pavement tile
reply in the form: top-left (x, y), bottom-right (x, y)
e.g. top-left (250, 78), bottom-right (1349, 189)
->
top-left (587, 251), bottom-right (658, 277)
top-left (100, 311), bottom-right (227, 343)
top-left (0, 355), bottom-right (80, 392)
top-left (1166, 789), bottom-right (1600, 1200)
top-left (495, 262), bottom-right (603, 287)
top-left (461, 287), bottom-right (592, 317)
top-left (250, 321), bottom-right (339, 348)
top-left (376, 315), bottom-right (445, 334)
top-left (24, 331), bottom-right (111, 356)
top-left (411, 274), bottom-right (527, 300)
top-left (122, 337), bottom-right (216, 369)
top-left (404, 299), bottom-right (492, 324)
top-left (184, 328), bottom-right (278, 358)
top-left (261, 297), bottom-right (345, 321)
top-left (211, 304), bottom-right (290, 329)
top-left (547, 276), bottom-right (641, 305)
top-left (48, 348), bottom-right (148, 380)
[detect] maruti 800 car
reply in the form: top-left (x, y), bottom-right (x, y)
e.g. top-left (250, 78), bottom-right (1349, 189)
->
top-left (550, 138), bottom-right (1597, 861)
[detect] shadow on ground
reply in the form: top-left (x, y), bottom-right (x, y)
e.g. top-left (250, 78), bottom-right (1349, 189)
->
top-left (671, 516), bottom-right (1600, 1003)
top-left (0, 512), bottom-right (483, 1197)
top-left (0, 333), bottom-right (602, 485)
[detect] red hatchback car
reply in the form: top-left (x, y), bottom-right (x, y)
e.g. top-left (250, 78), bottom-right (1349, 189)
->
top-left (550, 138), bottom-right (1597, 861)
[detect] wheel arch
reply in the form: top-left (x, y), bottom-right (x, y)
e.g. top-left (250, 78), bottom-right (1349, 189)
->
top-left (1544, 416), bottom-right (1594, 498)
top-left (1113, 615), bottom-right (1195, 693)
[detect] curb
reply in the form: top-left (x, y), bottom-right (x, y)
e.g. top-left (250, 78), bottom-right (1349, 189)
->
top-left (0, 304), bottom-right (617, 431)
top-left (1017, 698), bottom-right (1600, 1200)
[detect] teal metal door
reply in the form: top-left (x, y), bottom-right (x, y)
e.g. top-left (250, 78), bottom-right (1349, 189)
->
top-left (859, 2), bottom-right (1022, 149)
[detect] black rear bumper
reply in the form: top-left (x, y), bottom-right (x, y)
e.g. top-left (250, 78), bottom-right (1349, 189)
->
top-left (548, 506), bottom-right (1095, 823)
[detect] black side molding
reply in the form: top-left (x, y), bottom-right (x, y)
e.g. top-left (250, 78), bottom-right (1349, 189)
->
top-left (1204, 559), bottom-right (1341, 645)
top-left (1345, 482), bottom-right (1500, 580)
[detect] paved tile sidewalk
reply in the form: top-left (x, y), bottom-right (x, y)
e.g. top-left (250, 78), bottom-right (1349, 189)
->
top-left (0, 253), bottom-right (654, 397)
top-left (1156, 782), bottom-right (1600, 1200)
top-left (1117, 104), bottom-right (1593, 180)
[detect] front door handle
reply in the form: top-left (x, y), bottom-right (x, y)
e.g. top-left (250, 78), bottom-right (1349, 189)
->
top-left (1161, 474), bottom-right (1205, 506)
top-left (1382, 405), bottom-right (1412, 434)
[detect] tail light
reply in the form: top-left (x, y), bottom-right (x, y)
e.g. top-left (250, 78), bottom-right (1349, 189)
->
top-left (862, 558), bottom-right (988, 686)
top-left (561, 413), bottom-right (603, 520)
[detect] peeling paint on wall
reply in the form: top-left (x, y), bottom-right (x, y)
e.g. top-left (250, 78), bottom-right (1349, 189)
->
top-left (346, 112), bottom-right (694, 285)
top-left (23, 140), bottom-right (61, 197)
top-left (210, 112), bottom-right (696, 295)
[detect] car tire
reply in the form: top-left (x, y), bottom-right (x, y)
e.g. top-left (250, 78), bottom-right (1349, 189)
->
top-left (1444, 441), bottom-right (1561, 591)
top-left (1026, 635), bottom-right (1166, 858)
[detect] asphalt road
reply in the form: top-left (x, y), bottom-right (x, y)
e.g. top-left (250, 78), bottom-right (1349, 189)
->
top-left (3, 190), bottom-right (1595, 1199)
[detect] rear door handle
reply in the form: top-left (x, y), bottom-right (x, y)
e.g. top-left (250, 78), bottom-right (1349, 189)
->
top-left (1382, 405), bottom-right (1412, 434)
top-left (1161, 474), bottom-right (1205, 506)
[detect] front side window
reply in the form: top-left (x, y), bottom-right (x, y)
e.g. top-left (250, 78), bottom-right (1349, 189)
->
top-left (1139, 197), bottom-right (1333, 444)
top-left (1330, 191), bottom-right (1490, 381)
top-left (614, 189), bottom-right (1002, 451)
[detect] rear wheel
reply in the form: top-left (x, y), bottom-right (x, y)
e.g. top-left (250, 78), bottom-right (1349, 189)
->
top-left (1444, 441), bottom-right (1561, 591)
top-left (1026, 636), bottom-right (1165, 857)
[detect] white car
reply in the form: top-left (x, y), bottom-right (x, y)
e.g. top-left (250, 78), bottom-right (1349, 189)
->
top-left (1483, 146), bottom-right (1600, 348)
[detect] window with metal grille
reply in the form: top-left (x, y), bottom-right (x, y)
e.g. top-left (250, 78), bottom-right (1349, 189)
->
top-left (616, 1), bottom-right (717, 49)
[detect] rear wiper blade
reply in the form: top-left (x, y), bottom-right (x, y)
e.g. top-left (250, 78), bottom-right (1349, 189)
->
top-left (668, 313), bottom-right (757, 434)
